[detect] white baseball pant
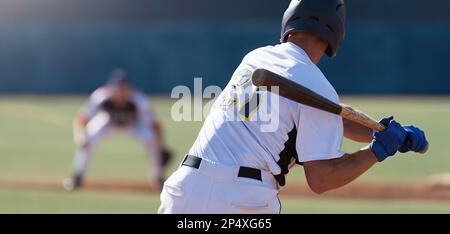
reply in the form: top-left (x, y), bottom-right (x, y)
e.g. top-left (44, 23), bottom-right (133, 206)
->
top-left (71, 113), bottom-right (163, 179)
top-left (158, 156), bottom-right (281, 214)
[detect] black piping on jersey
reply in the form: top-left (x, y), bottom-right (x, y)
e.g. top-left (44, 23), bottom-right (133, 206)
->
top-left (277, 194), bottom-right (282, 214)
top-left (275, 126), bottom-right (300, 187)
top-left (240, 87), bottom-right (262, 119)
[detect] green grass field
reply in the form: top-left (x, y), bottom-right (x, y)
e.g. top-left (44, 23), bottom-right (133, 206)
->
top-left (0, 96), bottom-right (450, 213)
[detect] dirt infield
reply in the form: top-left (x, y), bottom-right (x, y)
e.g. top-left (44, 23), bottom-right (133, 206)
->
top-left (283, 181), bottom-right (450, 201)
top-left (2, 178), bottom-right (450, 201)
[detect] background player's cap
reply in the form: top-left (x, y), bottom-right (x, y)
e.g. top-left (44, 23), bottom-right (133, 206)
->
top-left (107, 68), bottom-right (130, 87)
top-left (281, 0), bottom-right (346, 57)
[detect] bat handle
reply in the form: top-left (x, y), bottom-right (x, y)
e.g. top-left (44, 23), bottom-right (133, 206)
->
top-left (339, 106), bottom-right (429, 154)
top-left (340, 106), bottom-right (385, 131)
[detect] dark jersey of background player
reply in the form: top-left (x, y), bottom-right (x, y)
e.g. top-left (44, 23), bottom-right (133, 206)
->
top-left (102, 70), bottom-right (138, 127)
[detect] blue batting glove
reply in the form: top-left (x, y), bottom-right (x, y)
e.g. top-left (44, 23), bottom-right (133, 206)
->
top-left (370, 116), bottom-right (407, 162)
top-left (399, 126), bottom-right (428, 153)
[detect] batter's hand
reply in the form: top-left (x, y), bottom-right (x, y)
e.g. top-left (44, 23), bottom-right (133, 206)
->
top-left (370, 116), bottom-right (407, 162)
top-left (399, 126), bottom-right (428, 153)
top-left (74, 132), bottom-right (87, 148)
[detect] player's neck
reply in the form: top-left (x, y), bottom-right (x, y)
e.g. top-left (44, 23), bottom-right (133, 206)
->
top-left (287, 34), bottom-right (326, 64)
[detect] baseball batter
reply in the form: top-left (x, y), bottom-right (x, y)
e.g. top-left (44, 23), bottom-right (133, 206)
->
top-left (64, 69), bottom-right (171, 191)
top-left (159, 0), bottom-right (428, 214)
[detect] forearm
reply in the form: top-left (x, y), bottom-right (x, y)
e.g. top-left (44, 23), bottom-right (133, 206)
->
top-left (304, 116), bottom-right (415, 194)
top-left (343, 119), bottom-right (373, 143)
top-left (342, 104), bottom-right (373, 143)
top-left (142, 107), bottom-right (163, 141)
top-left (73, 115), bottom-right (87, 133)
top-left (304, 147), bottom-right (378, 193)
top-left (325, 147), bottom-right (377, 189)
top-left (153, 122), bottom-right (162, 140)
top-left (73, 115), bottom-right (88, 146)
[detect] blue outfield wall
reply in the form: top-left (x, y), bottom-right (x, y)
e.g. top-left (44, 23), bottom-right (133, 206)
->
top-left (322, 22), bottom-right (450, 94)
top-left (0, 0), bottom-right (449, 94)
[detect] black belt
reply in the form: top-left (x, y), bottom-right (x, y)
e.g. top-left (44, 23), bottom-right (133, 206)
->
top-left (182, 155), bottom-right (262, 181)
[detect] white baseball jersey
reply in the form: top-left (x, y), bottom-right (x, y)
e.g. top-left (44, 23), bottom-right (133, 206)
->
top-left (82, 86), bottom-right (155, 128)
top-left (72, 87), bottom-right (163, 182)
top-left (188, 42), bottom-right (344, 177)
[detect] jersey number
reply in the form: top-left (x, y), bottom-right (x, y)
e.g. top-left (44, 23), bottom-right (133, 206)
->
top-left (220, 68), bottom-right (264, 121)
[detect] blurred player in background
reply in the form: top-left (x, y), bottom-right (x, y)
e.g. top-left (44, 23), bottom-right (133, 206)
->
top-left (63, 69), bottom-right (171, 191)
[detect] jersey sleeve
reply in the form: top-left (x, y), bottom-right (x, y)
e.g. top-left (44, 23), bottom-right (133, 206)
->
top-left (80, 87), bottom-right (109, 119)
top-left (135, 92), bottom-right (156, 126)
top-left (295, 103), bottom-right (345, 163)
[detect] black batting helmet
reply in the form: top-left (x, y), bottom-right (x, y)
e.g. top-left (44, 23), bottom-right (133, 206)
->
top-left (281, 0), bottom-right (346, 57)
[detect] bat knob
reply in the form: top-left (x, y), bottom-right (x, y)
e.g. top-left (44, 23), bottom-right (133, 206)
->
top-left (420, 143), bottom-right (429, 154)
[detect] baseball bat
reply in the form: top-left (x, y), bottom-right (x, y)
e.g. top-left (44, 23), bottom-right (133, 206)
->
top-left (251, 68), bottom-right (428, 154)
